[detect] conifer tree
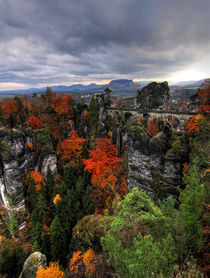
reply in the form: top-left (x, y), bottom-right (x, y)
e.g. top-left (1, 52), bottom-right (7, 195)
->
top-left (50, 216), bottom-right (66, 264)
top-left (45, 166), bottom-right (56, 204)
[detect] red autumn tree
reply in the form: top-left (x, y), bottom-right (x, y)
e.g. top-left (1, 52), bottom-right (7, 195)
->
top-left (83, 138), bottom-right (119, 177)
top-left (198, 84), bottom-right (210, 116)
top-left (26, 116), bottom-right (42, 129)
top-left (57, 130), bottom-right (86, 166)
top-left (1, 99), bottom-right (18, 115)
top-left (52, 94), bottom-right (74, 116)
top-left (146, 119), bottom-right (159, 137)
top-left (83, 138), bottom-right (121, 213)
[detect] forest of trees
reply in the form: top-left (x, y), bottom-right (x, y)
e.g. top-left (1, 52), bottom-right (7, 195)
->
top-left (0, 85), bottom-right (209, 277)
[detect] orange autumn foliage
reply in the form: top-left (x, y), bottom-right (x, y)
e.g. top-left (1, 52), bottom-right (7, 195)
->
top-left (27, 142), bottom-right (33, 149)
top-left (137, 117), bottom-right (141, 126)
top-left (53, 194), bottom-right (62, 205)
top-left (146, 119), bottom-right (159, 137)
top-left (82, 248), bottom-right (95, 277)
top-left (108, 130), bottom-right (113, 138)
top-left (69, 249), bottom-right (95, 277)
top-left (27, 170), bottom-right (45, 192)
top-left (1, 99), bottom-right (18, 115)
top-left (57, 131), bottom-right (86, 166)
top-left (26, 116), bottom-right (42, 129)
top-left (69, 251), bottom-right (83, 274)
top-left (182, 162), bottom-right (189, 178)
top-left (36, 262), bottom-right (64, 278)
top-left (186, 114), bottom-right (202, 134)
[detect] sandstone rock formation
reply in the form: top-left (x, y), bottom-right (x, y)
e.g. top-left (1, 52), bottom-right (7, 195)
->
top-left (136, 81), bottom-right (170, 110)
top-left (0, 126), bottom-right (57, 236)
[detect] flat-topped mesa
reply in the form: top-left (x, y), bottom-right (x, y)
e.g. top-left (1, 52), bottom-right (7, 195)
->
top-left (135, 81), bottom-right (170, 111)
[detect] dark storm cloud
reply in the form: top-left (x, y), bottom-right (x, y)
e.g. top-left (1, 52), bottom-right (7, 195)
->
top-left (0, 0), bottom-right (210, 87)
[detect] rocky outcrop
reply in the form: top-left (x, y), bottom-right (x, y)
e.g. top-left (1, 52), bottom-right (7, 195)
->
top-left (0, 126), bottom-right (57, 236)
top-left (126, 119), bottom-right (188, 199)
top-left (69, 214), bottom-right (114, 258)
top-left (19, 252), bottom-right (47, 278)
top-left (95, 87), bottom-right (113, 123)
top-left (136, 81), bottom-right (170, 110)
top-left (89, 87), bottom-right (188, 200)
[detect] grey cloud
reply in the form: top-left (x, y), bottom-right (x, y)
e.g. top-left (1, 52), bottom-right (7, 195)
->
top-left (0, 0), bottom-right (210, 88)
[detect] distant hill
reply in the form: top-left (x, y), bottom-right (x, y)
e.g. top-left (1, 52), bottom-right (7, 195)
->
top-left (173, 79), bottom-right (206, 87)
top-left (0, 83), bottom-right (103, 96)
top-left (201, 78), bottom-right (210, 87)
top-left (108, 79), bottom-right (139, 88)
top-left (0, 79), bottom-right (139, 96)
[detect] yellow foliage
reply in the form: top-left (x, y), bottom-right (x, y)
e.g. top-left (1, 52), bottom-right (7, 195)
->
top-left (137, 117), bottom-right (141, 126)
top-left (53, 194), bottom-right (62, 205)
top-left (108, 130), bottom-right (113, 138)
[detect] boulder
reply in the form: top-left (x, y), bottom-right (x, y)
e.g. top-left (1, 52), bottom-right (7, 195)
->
top-left (19, 252), bottom-right (47, 278)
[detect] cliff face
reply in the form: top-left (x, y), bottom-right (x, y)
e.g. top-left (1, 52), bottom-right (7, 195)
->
top-left (0, 126), bottom-right (57, 236)
top-left (126, 122), bottom-right (188, 200)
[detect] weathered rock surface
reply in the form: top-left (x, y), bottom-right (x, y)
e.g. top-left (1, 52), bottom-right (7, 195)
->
top-left (136, 81), bottom-right (170, 110)
top-left (95, 87), bottom-right (113, 123)
top-left (0, 126), bottom-right (57, 235)
top-left (19, 252), bottom-right (47, 278)
top-left (126, 121), bottom-right (188, 199)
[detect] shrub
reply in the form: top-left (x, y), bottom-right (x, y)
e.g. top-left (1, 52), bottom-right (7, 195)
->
top-left (101, 188), bottom-right (176, 278)
top-left (0, 238), bottom-right (30, 278)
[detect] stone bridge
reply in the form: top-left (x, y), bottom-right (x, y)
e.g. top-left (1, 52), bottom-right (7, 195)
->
top-left (107, 107), bottom-right (197, 128)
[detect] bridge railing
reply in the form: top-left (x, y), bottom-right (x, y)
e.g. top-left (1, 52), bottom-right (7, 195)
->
top-left (107, 107), bottom-right (197, 116)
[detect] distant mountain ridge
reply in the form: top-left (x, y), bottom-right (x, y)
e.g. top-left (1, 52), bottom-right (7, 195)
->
top-left (0, 78), bottom-right (209, 96)
top-left (0, 79), bottom-right (139, 95)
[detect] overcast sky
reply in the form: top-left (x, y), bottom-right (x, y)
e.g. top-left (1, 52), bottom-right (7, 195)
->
top-left (0, 0), bottom-right (210, 90)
